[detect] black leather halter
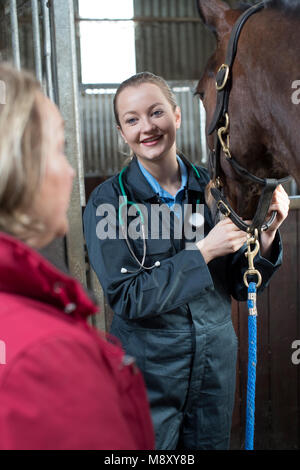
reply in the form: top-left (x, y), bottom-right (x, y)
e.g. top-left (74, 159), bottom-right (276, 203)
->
top-left (200, 2), bottom-right (291, 233)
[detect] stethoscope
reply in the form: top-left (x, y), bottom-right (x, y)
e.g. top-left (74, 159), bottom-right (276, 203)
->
top-left (118, 161), bottom-right (204, 274)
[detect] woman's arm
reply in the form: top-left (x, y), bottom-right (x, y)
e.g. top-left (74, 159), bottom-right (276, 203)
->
top-left (0, 335), bottom-right (149, 450)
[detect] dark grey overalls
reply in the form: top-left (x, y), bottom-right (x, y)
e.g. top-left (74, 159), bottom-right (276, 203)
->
top-left (83, 155), bottom-right (282, 450)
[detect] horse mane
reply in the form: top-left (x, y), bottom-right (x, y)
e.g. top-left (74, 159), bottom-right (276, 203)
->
top-left (235, 0), bottom-right (300, 17)
top-left (265, 0), bottom-right (300, 15)
top-left (235, 2), bottom-right (255, 11)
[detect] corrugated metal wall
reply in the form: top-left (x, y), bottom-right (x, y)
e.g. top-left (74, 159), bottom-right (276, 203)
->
top-left (134, 0), bottom-right (215, 80)
top-left (133, 0), bottom-right (258, 80)
top-left (79, 0), bottom-right (260, 178)
top-left (79, 0), bottom-right (222, 177)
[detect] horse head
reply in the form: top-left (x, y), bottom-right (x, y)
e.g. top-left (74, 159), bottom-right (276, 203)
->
top-left (196, 0), bottom-right (300, 221)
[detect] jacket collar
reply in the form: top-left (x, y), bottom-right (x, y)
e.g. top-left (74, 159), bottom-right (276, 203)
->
top-left (125, 156), bottom-right (157, 201)
top-left (179, 153), bottom-right (208, 192)
top-left (124, 154), bottom-right (206, 201)
top-left (0, 232), bottom-right (98, 318)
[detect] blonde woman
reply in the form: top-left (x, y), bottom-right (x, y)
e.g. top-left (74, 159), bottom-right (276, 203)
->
top-left (0, 64), bottom-right (154, 450)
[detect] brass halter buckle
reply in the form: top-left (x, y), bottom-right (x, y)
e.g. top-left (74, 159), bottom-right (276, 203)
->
top-left (216, 64), bottom-right (230, 91)
top-left (215, 177), bottom-right (223, 188)
top-left (217, 200), bottom-right (231, 217)
top-left (243, 229), bottom-right (262, 288)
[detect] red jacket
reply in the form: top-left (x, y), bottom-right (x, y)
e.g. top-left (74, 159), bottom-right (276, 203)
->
top-left (0, 232), bottom-right (154, 450)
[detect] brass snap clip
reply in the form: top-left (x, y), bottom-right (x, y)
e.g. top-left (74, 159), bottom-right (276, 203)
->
top-left (243, 229), bottom-right (262, 288)
top-left (217, 113), bottom-right (232, 159)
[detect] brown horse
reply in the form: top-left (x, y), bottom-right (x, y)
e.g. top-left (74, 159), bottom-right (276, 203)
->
top-left (196, 0), bottom-right (300, 220)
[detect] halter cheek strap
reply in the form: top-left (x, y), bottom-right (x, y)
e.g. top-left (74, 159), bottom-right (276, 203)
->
top-left (208, 3), bottom-right (265, 136)
top-left (205, 2), bottom-right (291, 234)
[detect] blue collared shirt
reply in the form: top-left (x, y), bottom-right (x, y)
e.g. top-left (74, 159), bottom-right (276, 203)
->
top-left (138, 155), bottom-right (188, 218)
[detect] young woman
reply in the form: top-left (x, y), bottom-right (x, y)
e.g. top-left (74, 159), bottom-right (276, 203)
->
top-left (0, 64), bottom-right (154, 450)
top-left (83, 72), bottom-right (290, 450)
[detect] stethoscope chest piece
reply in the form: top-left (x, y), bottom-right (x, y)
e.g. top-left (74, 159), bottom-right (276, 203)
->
top-left (121, 260), bottom-right (160, 274)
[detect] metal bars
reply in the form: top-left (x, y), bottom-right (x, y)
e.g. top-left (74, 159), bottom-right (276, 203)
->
top-left (31, 0), bottom-right (42, 83)
top-left (9, 0), bottom-right (20, 69)
top-left (4, 0), bottom-right (90, 293)
top-left (76, 17), bottom-right (205, 23)
top-left (41, 0), bottom-right (54, 101)
top-left (50, 0), bottom-right (87, 286)
top-left (133, 0), bottom-right (215, 80)
top-left (8, 0), bottom-right (53, 97)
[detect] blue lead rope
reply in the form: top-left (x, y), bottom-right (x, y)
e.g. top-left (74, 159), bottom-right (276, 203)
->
top-left (245, 281), bottom-right (257, 450)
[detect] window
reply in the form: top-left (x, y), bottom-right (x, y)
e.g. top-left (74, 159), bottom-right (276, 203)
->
top-left (78, 0), bottom-right (136, 84)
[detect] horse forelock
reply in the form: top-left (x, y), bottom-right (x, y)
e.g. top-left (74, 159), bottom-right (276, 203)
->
top-left (265, 0), bottom-right (300, 16)
top-left (235, 1), bottom-right (300, 17)
top-left (235, 3), bottom-right (254, 12)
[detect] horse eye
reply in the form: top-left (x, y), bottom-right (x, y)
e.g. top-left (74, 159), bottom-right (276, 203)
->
top-left (194, 90), bottom-right (205, 100)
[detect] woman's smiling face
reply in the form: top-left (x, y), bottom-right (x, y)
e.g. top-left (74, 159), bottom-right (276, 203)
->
top-left (116, 83), bottom-right (181, 164)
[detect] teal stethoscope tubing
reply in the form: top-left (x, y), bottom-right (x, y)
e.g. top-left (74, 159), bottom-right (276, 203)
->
top-left (118, 167), bottom-right (145, 225)
top-left (118, 162), bottom-right (202, 274)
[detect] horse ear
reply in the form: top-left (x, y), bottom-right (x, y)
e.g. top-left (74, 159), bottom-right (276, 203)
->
top-left (196, 0), bottom-right (230, 34)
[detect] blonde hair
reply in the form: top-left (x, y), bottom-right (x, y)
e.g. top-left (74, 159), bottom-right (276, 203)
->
top-left (0, 63), bottom-right (45, 242)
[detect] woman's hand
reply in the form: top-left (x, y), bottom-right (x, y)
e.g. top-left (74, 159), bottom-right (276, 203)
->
top-left (196, 218), bottom-right (248, 264)
top-left (260, 185), bottom-right (290, 258)
top-left (196, 185), bottom-right (289, 264)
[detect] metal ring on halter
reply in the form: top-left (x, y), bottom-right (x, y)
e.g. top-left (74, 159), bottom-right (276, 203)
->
top-left (243, 231), bottom-right (262, 288)
top-left (216, 64), bottom-right (230, 91)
